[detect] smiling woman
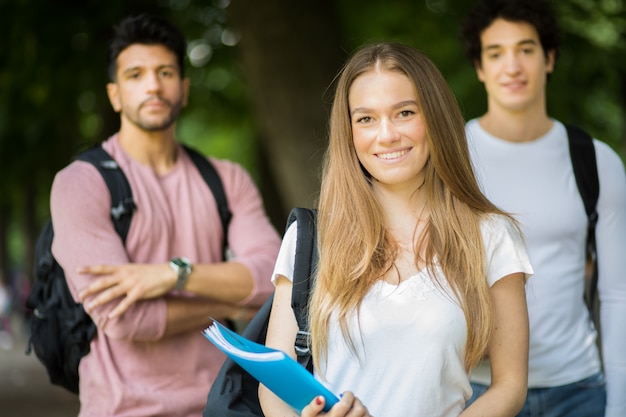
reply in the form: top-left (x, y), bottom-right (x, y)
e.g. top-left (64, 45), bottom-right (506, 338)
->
top-left (259, 42), bottom-right (533, 417)
top-left (349, 69), bottom-right (429, 192)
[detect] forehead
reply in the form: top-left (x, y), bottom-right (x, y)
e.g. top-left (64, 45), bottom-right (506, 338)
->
top-left (116, 44), bottom-right (179, 73)
top-left (480, 18), bottom-right (540, 49)
top-left (349, 69), bottom-right (415, 104)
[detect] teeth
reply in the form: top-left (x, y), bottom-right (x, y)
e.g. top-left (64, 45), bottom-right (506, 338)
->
top-left (378, 150), bottom-right (407, 160)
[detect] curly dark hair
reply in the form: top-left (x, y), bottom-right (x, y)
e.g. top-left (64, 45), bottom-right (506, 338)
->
top-left (460, 0), bottom-right (560, 66)
top-left (107, 13), bottom-right (187, 81)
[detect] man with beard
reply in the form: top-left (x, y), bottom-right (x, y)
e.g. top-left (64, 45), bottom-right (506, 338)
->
top-left (49, 14), bottom-right (282, 417)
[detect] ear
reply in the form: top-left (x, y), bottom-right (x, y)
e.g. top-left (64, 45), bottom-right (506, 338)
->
top-left (474, 60), bottom-right (486, 83)
top-left (545, 49), bottom-right (556, 74)
top-left (107, 82), bottom-right (121, 112)
top-left (181, 77), bottom-right (191, 107)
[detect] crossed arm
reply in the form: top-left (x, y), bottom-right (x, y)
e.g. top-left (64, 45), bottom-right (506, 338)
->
top-left (77, 261), bottom-right (257, 337)
top-left (52, 158), bottom-right (280, 341)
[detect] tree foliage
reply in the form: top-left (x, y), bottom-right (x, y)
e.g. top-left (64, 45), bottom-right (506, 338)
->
top-left (0, 0), bottom-right (624, 285)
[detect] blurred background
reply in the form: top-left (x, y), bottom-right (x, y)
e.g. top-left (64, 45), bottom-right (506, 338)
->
top-left (0, 0), bottom-right (624, 413)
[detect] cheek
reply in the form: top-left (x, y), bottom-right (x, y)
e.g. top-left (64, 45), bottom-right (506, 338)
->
top-left (411, 126), bottom-right (430, 168)
top-left (405, 120), bottom-right (428, 147)
top-left (352, 130), bottom-right (368, 157)
top-left (114, 88), bottom-right (131, 110)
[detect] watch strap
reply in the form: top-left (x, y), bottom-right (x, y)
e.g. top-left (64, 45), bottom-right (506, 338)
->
top-left (170, 257), bottom-right (192, 290)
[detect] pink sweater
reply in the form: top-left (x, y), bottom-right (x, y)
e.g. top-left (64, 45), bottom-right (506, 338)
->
top-left (50, 135), bottom-right (281, 417)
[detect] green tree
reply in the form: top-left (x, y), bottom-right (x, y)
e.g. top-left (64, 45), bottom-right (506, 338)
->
top-left (0, 0), bottom-right (623, 292)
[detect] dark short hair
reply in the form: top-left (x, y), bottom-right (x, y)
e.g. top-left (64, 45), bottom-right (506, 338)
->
top-left (107, 13), bottom-right (187, 81)
top-left (460, 0), bottom-right (560, 66)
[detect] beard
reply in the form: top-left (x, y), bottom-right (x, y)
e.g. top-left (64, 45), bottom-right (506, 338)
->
top-left (125, 95), bottom-right (184, 132)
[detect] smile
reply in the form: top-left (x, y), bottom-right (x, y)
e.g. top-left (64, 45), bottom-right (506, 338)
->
top-left (377, 149), bottom-right (409, 160)
top-left (502, 80), bottom-right (526, 89)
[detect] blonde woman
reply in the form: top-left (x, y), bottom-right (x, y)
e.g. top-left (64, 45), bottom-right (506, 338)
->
top-left (260, 42), bottom-right (532, 417)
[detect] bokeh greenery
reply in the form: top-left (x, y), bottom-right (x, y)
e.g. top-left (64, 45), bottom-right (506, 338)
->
top-left (1, 0), bottom-right (624, 285)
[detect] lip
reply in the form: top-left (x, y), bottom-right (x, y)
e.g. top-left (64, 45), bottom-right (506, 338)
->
top-left (141, 99), bottom-right (169, 110)
top-left (501, 79), bottom-right (526, 92)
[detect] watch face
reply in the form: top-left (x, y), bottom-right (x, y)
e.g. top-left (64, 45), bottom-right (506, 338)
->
top-left (171, 257), bottom-right (190, 269)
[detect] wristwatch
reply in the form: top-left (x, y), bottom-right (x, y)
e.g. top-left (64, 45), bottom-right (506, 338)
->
top-left (169, 257), bottom-right (192, 290)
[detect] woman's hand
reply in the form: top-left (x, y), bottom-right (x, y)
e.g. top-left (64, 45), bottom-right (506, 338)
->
top-left (302, 392), bottom-right (372, 417)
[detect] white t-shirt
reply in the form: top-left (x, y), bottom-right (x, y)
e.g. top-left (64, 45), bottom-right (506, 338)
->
top-left (271, 214), bottom-right (532, 417)
top-left (466, 119), bottom-right (626, 417)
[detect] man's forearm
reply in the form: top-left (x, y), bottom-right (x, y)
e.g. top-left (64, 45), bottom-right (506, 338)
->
top-left (184, 261), bottom-right (254, 303)
top-left (163, 296), bottom-right (245, 337)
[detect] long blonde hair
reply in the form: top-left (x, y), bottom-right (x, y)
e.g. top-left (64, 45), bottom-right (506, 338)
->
top-left (309, 43), bottom-right (516, 371)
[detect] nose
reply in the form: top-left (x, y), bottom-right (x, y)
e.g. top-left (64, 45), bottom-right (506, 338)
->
top-left (145, 71), bottom-right (162, 93)
top-left (377, 118), bottom-right (400, 144)
top-left (504, 51), bottom-right (521, 75)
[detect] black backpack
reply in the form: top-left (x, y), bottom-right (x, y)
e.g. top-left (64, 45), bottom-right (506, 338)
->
top-left (565, 125), bottom-right (600, 326)
top-left (25, 143), bottom-right (232, 394)
top-left (203, 207), bottom-right (318, 417)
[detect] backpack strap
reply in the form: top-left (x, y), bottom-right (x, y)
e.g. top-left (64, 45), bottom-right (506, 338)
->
top-left (286, 207), bottom-right (318, 372)
top-left (76, 146), bottom-right (136, 243)
top-left (565, 125), bottom-right (600, 312)
top-left (183, 145), bottom-right (232, 260)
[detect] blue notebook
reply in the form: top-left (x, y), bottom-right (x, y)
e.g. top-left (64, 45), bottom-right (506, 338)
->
top-left (202, 319), bottom-right (339, 413)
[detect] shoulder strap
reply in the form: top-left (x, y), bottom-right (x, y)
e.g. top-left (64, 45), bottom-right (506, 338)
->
top-left (286, 207), bottom-right (318, 372)
top-left (182, 145), bottom-right (232, 260)
top-left (566, 125), bottom-right (599, 220)
top-left (75, 146), bottom-right (136, 243)
top-left (565, 125), bottom-right (600, 312)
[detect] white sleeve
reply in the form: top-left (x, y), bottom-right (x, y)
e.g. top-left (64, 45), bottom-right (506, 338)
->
top-left (594, 140), bottom-right (626, 417)
top-left (481, 215), bottom-right (534, 287)
top-left (270, 221), bottom-right (298, 285)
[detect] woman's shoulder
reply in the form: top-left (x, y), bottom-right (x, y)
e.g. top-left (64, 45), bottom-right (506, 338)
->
top-left (480, 213), bottom-right (533, 284)
top-left (479, 213), bottom-right (519, 236)
top-left (479, 213), bottom-right (526, 254)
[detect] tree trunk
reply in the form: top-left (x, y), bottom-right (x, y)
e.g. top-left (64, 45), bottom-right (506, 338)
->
top-left (22, 177), bottom-right (36, 288)
top-left (0, 203), bottom-right (8, 286)
top-left (228, 0), bottom-right (346, 216)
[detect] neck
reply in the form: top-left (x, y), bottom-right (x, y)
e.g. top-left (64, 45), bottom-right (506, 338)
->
top-left (375, 181), bottom-right (428, 241)
top-left (117, 121), bottom-right (178, 175)
top-left (480, 99), bottom-right (553, 143)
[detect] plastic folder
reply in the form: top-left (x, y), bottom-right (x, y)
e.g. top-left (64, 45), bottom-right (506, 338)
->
top-left (202, 319), bottom-right (339, 413)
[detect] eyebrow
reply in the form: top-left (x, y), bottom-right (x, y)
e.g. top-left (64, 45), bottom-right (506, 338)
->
top-left (483, 39), bottom-right (538, 51)
top-left (121, 64), bottom-right (178, 76)
top-left (350, 100), bottom-right (417, 117)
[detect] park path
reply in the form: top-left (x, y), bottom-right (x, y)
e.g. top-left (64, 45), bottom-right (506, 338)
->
top-left (0, 314), bottom-right (79, 417)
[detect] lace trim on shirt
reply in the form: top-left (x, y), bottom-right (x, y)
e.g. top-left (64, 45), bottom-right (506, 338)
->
top-left (373, 271), bottom-right (438, 300)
